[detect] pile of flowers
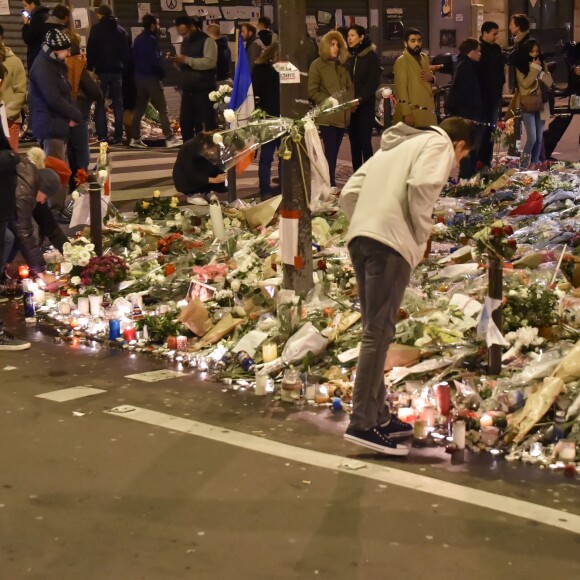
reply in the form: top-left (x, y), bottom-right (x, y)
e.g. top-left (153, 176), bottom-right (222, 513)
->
top-left (135, 190), bottom-right (180, 220)
top-left (473, 220), bottom-right (517, 262)
top-left (80, 255), bottom-right (130, 291)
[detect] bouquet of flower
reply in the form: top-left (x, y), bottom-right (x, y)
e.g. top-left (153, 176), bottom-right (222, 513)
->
top-left (209, 84), bottom-right (233, 108)
top-left (492, 118), bottom-right (514, 147)
top-left (135, 190), bottom-right (179, 220)
top-left (473, 220), bottom-right (517, 262)
top-left (503, 281), bottom-right (559, 332)
top-left (157, 232), bottom-right (200, 256)
top-left (80, 255), bottom-right (129, 290)
top-left (61, 237), bottom-right (96, 276)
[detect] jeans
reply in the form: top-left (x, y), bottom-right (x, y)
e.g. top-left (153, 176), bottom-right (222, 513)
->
top-left (319, 125), bottom-right (345, 187)
top-left (258, 138), bottom-right (280, 197)
top-left (40, 138), bottom-right (68, 211)
top-left (180, 90), bottom-right (216, 143)
top-left (95, 72), bottom-right (124, 142)
top-left (348, 104), bottom-right (374, 172)
top-left (459, 124), bottom-right (484, 178)
top-left (348, 237), bottom-right (411, 431)
top-left (131, 76), bottom-right (173, 140)
top-left (478, 99), bottom-right (501, 167)
top-left (68, 120), bottom-right (90, 186)
top-left (522, 111), bottom-right (544, 165)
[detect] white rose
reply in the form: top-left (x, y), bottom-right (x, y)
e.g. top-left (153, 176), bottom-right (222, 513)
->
top-left (70, 276), bottom-right (81, 286)
top-left (209, 91), bottom-right (218, 102)
top-left (382, 87), bottom-right (393, 98)
top-left (212, 133), bottom-right (224, 145)
top-left (80, 250), bottom-right (91, 261)
top-left (71, 190), bottom-right (80, 200)
top-left (125, 224), bottom-right (134, 233)
top-left (145, 217), bottom-right (153, 225)
top-left (223, 109), bottom-right (237, 123)
top-left (328, 97), bottom-right (339, 108)
top-left (85, 243), bottom-right (95, 252)
top-left (60, 262), bottom-right (73, 274)
top-left (78, 258), bottom-right (89, 267)
top-left (230, 279), bottom-right (241, 292)
top-left (132, 232), bottom-right (142, 242)
top-left (224, 96), bottom-right (231, 104)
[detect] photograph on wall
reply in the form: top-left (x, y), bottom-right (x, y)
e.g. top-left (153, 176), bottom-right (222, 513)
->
top-left (441, 0), bottom-right (452, 19)
top-left (440, 29), bottom-right (456, 48)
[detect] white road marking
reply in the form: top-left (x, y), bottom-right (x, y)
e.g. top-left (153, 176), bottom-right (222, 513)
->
top-left (104, 405), bottom-right (580, 536)
top-left (36, 386), bottom-right (106, 402)
top-left (124, 370), bottom-right (187, 383)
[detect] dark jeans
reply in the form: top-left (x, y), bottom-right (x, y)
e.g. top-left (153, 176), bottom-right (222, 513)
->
top-left (95, 72), bottom-right (124, 142)
top-left (319, 125), bottom-right (345, 187)
top-left (131, 76), bottom-right (173, 140)
top-left (180, 90), bottom-right (216, 143)
top-left (348, 104), bottom-right (375, 172)
top-left (258, 138), bottom-right (281, 196)
top-left (68, 120), bottom-right (90, 187)
top-left (478, 99), bottom-right (501, 167)
top-left (348, 237), bottom-right (411, 431)
top-left (459, 124), bottom-right (484, 179)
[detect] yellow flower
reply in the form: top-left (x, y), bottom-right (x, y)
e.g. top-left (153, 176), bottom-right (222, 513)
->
top-left (153, 190), bottom-right (161, 198)
top-left (141, 201), bottom-right (150, 209)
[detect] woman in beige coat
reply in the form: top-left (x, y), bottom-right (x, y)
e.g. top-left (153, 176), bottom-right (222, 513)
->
top-left (308, 31), bottom-right (354, 188)
top-left (0, 39), bottom-right (26, 151)
top-left (515, 39), bottom-right (553, 168)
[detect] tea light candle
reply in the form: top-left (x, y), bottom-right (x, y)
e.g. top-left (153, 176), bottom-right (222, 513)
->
top-left (414, 419), bottom-right (427, 439)
top-left (89, 294), bottom-right (103, 317)
top-left (556, 439), bottom-right (576, 462)
top-left (481, 426), bottom-right (500, 446)
top-left (262, 342), bottom-right (278, 363)
top-left (77, 296), bottom-right (90, 314)
top-left (18, 265), bottom-right (30, 279)
top-left (255, 371), bottom-right (268, 396)
top-left (59, 300), bottom-right (71, 315)
top-left (123, 326), bottom-right (137, 342)
top-left (70, 310), bottom-right (80, 328)
top-left (176, 335), bottom-right (188, 351)
top-left (421, 405), bottom-right (437, 428)
top-left (397, 407), bottom-right (417, 424)
top-left (315, 384), bottom-right (329, 404)
top-left (166, 336), bottom-right (177, 350)
top-left (34, 288), bottom-right (46, 305)
top-left (529, 442), bottom-right (543, 457)
top-left (452, 419), bottom-right (466, 450)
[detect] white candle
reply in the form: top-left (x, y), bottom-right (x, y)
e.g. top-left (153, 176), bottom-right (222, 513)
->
top-left (34, 288), bottom-right (46, 305)
top-left (209, 200), bottom-right (226, 242)
top-left (421, 405), bottom-right (437, 428)
top-left (255, 371), bottom-right (268, 396)
top-left (89, 294), bottom-right (103, 317)
top-left (452, 419), bottom-right (466, 450)
top-left (58, 300), bottom-right (71, 315)
top-left (262, 342), bottom-right (278, 363)
top-left (77, 296), bottom-right (90, 314)
top-left (556, 439), bottom-right (576, 462)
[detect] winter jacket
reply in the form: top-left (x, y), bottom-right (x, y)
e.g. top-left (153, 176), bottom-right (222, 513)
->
top-left (245, 35), bottom-right (266, 70)
top-left (65, 54), bottom-right (103, 120)
top-left (0, 148), bottom-right (19, 223)
top-left (516, 62), bottom-right (553, 122)
top-left (86, 16), bottom-right (130, 74)
top-left (29, 46), bottom-right (82, 141)
top-left (132, 30), bottom-right (165, 80)
top-left (0, 46), bottom-right (27, 122)
top-left (21, 4), bottom-right (50, 70)
top-left (308, 31), bottom-right (354, 128)
top-left (172, 136), bottom-right (227, 195)
top-left (479, 39), bottom-right (505, 104)
top-left (446, 54), bottom-right (484, 121)
top-left (179, 31), bottom-right (217, 93)
top-left (12, 157), bottom-right (67, 274)
top-left (339, 123), bottom-right (456, 269)
top-left (252, 59), bottom-right (280, 117)
top-left (392, 49), bottom-right (436, 127)
top-left (346, 38), bottom-right (381, 109)
top-left (257, 29), bottom-right (278, 48)
top-left (215, 36), bottom-right (232, 81)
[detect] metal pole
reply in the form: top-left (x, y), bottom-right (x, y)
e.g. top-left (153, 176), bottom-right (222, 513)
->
top-left (278, 0), bottom-right (313, 294)
top-left (89, 177), bottom-right (103, 257)
top-left (227, 167), bottom-right (236, 203)
top-left (487, 258), bottom-right (503, 375)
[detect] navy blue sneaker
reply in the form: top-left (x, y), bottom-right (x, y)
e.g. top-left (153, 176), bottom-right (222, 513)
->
top-left (344, 426), bottom-right (409, 456)
top-left (379, 415), bottom-right (414, 439)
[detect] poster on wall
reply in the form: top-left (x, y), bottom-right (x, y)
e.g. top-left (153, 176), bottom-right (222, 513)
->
top-left (137, 3), bottom-right (150, 22)
top-left (440, 29), bottom-right (456, 48)
top-left (441, 0), bottom-right (452, 19)
top-left (0, 0), bottom-right (10, 17)
top-left (385, 8), bottom-right (404, 41)
top-left (160, 0), bottom-right (183, 12)
top-left (72, 7), bottom-right (90, 29)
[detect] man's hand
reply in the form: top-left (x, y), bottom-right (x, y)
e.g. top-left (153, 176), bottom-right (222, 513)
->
top-left (22, 15), bottom-right (30, 24)
top-left (168, 54), bottom-right (186, 64)
top-left (403, 114), bottom-right (413, 126)
top-left (37, 271), bottom-right (57, 285)
top-left (420, 70), bottom-right (435, 83)
top-left (209, 174), bottom-right (226, 185)
top-left (430, 64), bottom-right (444, 72)
top-left (68, 120), bottom-right (77, 127)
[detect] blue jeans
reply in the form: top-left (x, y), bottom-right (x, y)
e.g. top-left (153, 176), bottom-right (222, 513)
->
top-left (258, 139), bottom-right (280, 197)
top-left (95, 73), bottom-right (124, 142)
top-left (68, 120), bottom-right (90, 183)
top-left (522, 111), bottom-right (544, 165)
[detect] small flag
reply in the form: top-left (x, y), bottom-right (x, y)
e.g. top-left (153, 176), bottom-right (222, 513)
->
top-left (230, 35), bottom-right (255, 126)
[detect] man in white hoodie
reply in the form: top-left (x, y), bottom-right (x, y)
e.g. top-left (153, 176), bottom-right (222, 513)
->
top-left (339, 117), bottom-right (477, 456)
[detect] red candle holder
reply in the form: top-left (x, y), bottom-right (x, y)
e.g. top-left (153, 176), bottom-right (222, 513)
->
top-left (166, 336), bottom-right (177, 350)
top-left (123, 326), bottom-right (137, 342)
top-left (18, 265), bottom-right (30, 279)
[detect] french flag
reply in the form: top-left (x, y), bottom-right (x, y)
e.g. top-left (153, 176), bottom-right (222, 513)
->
top-left (230, 35), bottom-right (255, 126)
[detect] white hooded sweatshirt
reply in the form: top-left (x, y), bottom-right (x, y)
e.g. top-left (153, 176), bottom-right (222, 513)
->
top-left (339, 122), bottom-right (456, 269)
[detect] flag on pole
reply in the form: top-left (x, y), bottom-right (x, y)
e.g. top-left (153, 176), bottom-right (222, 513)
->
top-left (230, 35), bottom-right (255, 126)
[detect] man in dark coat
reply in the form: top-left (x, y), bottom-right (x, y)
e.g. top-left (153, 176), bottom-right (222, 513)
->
top-left (0, 123), bottom-right (30, 350)
top-left (479, 21), bottom-right (506, 167)
top-left (29, 29), bottom-right (82, 210)
top-left (86, 4), bottom-right (130, 144)
top-left (207, 24), bottom-right (232, 82)
top-left (241, 23), bottom-right (265, 70)
top-left (21, 0), bottom-right (50, 70)
top-left (169, 16), bottom-right (217, 142)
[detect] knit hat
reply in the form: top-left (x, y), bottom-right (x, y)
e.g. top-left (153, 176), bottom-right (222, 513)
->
top-left (44, 156), bottom-right (72, 185)
top-left (37, 168), bottom-right (62, 198)
top-left (45, 28), bottom-right (72, 51)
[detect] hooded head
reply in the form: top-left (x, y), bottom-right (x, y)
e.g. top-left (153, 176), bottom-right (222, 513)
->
top-left (318, 31), bottom-right (349, 64)
top-left (37, 168), bottom-right (61, 198)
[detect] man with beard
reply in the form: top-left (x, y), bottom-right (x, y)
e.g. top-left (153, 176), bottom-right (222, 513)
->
top-left (392, 28), bottom-right (436, 127)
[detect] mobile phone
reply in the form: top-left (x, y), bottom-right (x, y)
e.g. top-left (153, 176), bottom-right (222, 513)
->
top-left (22, 9), bottom-right (30, 18)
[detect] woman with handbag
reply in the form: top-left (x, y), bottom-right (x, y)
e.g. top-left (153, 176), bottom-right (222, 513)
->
top-left (515, 39), bottom-right (552, 168)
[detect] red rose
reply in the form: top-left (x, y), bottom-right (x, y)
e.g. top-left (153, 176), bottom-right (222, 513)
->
top-left (503, 225), bottom-right (514, 236)
top-left (491, 227), bottom-right (503, 237)
top-left (507, 239), bottom-right (517, 248)
top-left (317, 259), bottom-right (327, 271)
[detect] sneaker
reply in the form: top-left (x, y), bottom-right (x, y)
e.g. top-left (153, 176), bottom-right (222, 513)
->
top-left (165, 136), bottom-right (183, 148)
top-left (378, 415), bottom-right (414, 439)
top-left (129, 138), bottom-right (148, 149)
top-left (344, 426), bottom-right (409, 456)
top-left (0, 329), bottom-right (31, 351)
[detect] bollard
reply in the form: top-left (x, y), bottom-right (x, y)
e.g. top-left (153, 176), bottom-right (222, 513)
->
top-left (513, 108), bottom-right (522, 153)
top-left (487, 258), bottom-right (502, 375)
top-left (227, 167), bottom-right (236, 203)
top-left (89, 177), bottom-right (103, 257)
